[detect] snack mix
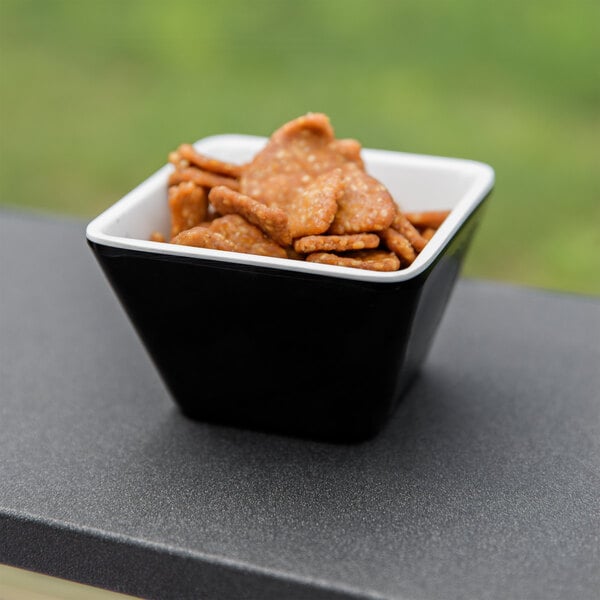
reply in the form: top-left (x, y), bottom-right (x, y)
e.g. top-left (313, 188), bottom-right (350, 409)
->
top-left (151, 113), bottom-right (450, 272)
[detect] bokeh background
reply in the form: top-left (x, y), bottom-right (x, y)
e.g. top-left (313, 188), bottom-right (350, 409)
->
top-left (1, 0), bottom-right (599, 294)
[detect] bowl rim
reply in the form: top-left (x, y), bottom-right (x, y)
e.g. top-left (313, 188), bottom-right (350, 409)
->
top-left (86, 134), bottom-right (495, 283)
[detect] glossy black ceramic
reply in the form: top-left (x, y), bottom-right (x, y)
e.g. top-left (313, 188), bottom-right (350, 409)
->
top-left (88, 201), bottom-right (486, 443)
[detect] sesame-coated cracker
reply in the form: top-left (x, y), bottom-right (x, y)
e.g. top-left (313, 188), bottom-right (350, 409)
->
top-left (170, 226), bottom-right (238, 252)
top-left (272, 112), bottom-right (335, 141)
top-left (391, 208), bottom-right (428, 252)
top-left (294, 233), bottom-right (380, 254)
top-left (169, 166), bottom-right (240, 191)
top-left (286, 168), bottom-right (344, 238)
top-left (306, 250), bottom-right (400, 272)
top-left (177, 143), bottom-right (243, 178)
top-left (149, 231), bottom-right (166, 243)
top-left (327, 163), bottom-right (395, 235)
top-left (208, 186), bottom-right (291, 246)
top-left (168, 182), bottom-right (208, 239)
top-left (404, 210), bottom-right (450, 229)
top-left (240, 113), bottom-right (354, 210)
top-left (379, 228), bottom-right (417, 265)
top-left (421, 227), bottom-right (436, 241)
top-left (330, 138), bottom-right (364, 169)
top-left (209, 214), bottom-right (287, 258)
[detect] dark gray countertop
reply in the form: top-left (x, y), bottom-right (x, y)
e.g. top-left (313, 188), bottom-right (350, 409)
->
top-left (1, 210), bottom-right (599, 600)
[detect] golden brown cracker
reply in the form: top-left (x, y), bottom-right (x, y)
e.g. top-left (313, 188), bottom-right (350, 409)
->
top-left (379, 228), bottom-right (417, 265)
top-left (286, 168), bottom-right (343, 238)
top-left (240, 155), bottom-right (305, 208)
top-left (391, 209), bottom-right (428, 252)
top-left (306, 250), bottom-right (400, 272)
top-left (209, 214), bottom-right (287, 258)
top-left (168, 182), bottom-right (209, 238)
top-left (241, 113), bottom-right (350, 209)
top-left (149, 231), bottom-right (166, 243)
top-left (328, 163), bottom-right (395, 234)
top-left (169, 166), bottom-right (240, 191)
top-left (404, 210), bottom-right (450, 229)
top-left (330, 138), bottom-right (364, 169)
top-left (421, 227), bottom-right (436, 241)
top-left (294, 233), bottom-right (380, 254)
top-left (170, 226), bottom-right (238, 252)
top-left (177, 143), bottom-right (243, 178)
top-left (168, 151), bottom-right (188, 169)
top-left (208, 186), bottom-right (291, 246)
top-left (272, 112), bottom-right (335, 143)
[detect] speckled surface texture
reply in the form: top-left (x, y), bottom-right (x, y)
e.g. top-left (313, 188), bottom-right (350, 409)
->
top-left (1, 210), bottom-right (599, 600)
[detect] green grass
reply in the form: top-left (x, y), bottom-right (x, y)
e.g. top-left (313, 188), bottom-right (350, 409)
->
top-left (1, 0), bottom-right (599, 294)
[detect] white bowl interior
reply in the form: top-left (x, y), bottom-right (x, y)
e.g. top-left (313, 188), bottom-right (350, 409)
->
top-left (87, 134), bottom-right (494, 282)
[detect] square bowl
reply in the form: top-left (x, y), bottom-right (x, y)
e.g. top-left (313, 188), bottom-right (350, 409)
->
top-left (86, 134), bottom-right (494, 443)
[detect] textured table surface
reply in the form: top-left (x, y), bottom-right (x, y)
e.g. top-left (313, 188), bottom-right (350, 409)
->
top-left (1, 210), bottom-right (599, 600)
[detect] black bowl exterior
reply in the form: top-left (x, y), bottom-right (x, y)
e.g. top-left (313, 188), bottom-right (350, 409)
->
top-left (88, 203), bottom-right (486, 443)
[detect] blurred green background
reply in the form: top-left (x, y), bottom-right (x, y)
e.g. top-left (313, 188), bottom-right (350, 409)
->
top-left (1, 0), bottom-right (599, 294)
